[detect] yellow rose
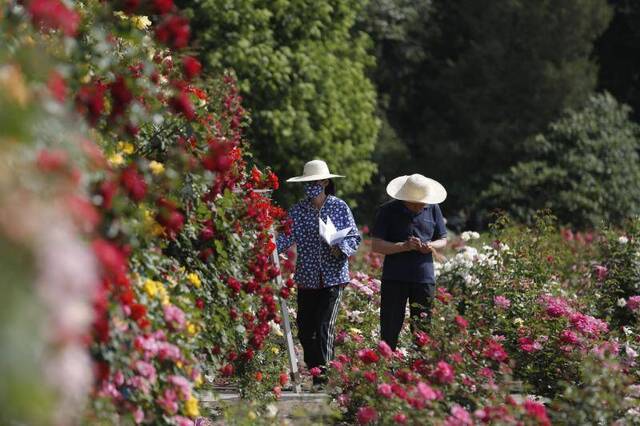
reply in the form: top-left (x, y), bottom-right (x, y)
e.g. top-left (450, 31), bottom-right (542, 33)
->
top-left (187, 272), bottom-right (202, 288)
top-left (157, 285), bottom-right (170, 305)
top-left (194, 374), bottom-right (204, 388)
top-left (132, 15), bottom-right (152, 30)
top-left (117, 141), bottom-right (135, 155)
top-left (271, 346), bottom-right (280, 355)
top-left (185, 396), bottom-right (200, 418)
top-left (149, 160), bottom-right (165, 175)
top-left (248, 411), bottom-right (257, 420)
top-left (143, 279), bottom-right (158, 298)
top-left (187, 322), bottom-right (197, 336)
top-left (107, 153), bottom-right (124, 166)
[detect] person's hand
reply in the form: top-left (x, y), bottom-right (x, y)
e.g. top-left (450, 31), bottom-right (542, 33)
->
top-left (417, 242), bottom-right (433, 254)
top-left (404, 237), bottom-right (422, 251)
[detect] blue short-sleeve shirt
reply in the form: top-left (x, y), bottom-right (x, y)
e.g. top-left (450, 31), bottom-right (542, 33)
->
top-left (371, 200), bottom-right (447, 284)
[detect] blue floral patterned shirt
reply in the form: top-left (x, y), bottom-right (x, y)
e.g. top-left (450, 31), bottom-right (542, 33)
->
top-left (277, 195), bottom-right (361, 289)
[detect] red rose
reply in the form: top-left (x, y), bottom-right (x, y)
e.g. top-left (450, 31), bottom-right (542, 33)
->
top-left (432, 360), bottom-right (455, 384)
top-left (393, 413), bottom-right (408, 424)
top-left (36, 149), bottom-right (68, 172)
top-left (356, 406), bottom-right (378, 425)
top-left (195, 299), bottom-right (205, 310)
top-left (454, 315), bottom-right (468, 330)
top-left (155, 15), bottom-right (190, 49)
top-left (153, 0), bottom-right (174, 14)
top-left (109, 76), bottom-right (133, 117)
top-left (226, 277), bottom-right (242, 295)
top-left (120, 165), bottom-right (147, 202)
top-left (279, 287), bottom-right (290, 299)
top-left (119, 288), bottom-right (135, 306)
top-left (220, 364), bottom-right (234, 377)
top-left (47, 70), bottom-right (67, 102)
top-left (169, 90), bottom-right (196, 120)
top-left (363, 370), bottom-right (377, 383)
top-left (415, 331), bottom-right (431, 347)
top-left (130, 303), bottom-right (147, 321)
top-left (124, 0), bottom-right (141, 12)
top-left (279, 372), bottom-right (289, 386)
top-left (182, 56), bottom-right (202, 80)
top-left (27, 0), bottom-right (80, 37)
top-left (76, 81), bottom-right (107, 125)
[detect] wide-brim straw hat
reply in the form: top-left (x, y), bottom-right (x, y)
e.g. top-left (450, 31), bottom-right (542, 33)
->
top-left (386, 174), bottom-right (447, 204)
top-left (286, 159), bottom-right (344, 182)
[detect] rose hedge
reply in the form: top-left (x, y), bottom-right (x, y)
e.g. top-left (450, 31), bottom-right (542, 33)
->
top-left (1, 1), bottom-right (293, 424)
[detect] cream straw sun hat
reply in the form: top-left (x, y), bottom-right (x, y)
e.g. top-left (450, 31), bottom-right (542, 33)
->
top-left (386, 174), bottom-right (447, 204)
top-left (286, 160), bottom-right (344, 183)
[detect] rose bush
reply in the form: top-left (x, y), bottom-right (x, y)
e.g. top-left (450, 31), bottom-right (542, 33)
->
top-left (2, 1), bottom-right (293, 424)
top-left (330, 215), bottom-right (639, 424)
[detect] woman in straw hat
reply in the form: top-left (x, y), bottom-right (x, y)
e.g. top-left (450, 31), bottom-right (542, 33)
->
top-left (370, 174), bottom-right (448, 350)
top-left (277, 159), bottom-right (361, 387)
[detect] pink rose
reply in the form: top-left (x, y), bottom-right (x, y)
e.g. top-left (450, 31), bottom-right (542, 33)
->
top-left (416, 382), bottom-right (438, 400)
top-left (432, 361), bottom-right (455, 384)
top-left (163, 304), bottom-right (186, 330)
top-left (357, 406), bottom-right (378, 424)
top-left (494, 295), bottom-right (511, 309)
top-left (377, 383), bottom-right (393, 398)
top-left (377, 340), bottom-right (393, 359)
top-left (627, 296), bottom-right (640, 311)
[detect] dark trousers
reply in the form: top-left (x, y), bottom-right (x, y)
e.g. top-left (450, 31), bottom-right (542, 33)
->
top-left (380, 280), bottom-right (435, 350)
top-left (296, 285), bottom-right (344, 369)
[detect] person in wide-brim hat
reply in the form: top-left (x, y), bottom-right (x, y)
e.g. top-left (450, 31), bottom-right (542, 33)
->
top-left (370, 173), bottom-right (449, 350)
top-left (276, 159), bottom-right (360, 389)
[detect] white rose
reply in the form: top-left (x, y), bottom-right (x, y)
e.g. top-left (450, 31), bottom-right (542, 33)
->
top-left (461, 231), bottom-right (471, 241)
top-left (619, 236), bottom-right (629, 244)
top-left (618, 298), bottom-right (628, 307)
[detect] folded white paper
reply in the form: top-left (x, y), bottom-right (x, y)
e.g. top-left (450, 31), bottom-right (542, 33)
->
top-left (319, 216), bottom-right (351, 246)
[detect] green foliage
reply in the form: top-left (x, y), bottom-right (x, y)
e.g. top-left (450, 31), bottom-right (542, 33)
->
top-left (480, 93), bottom-right (640, 229)
top-left (551, 355), bottom-right (640, 425)
top-left (366, 0), bottom-right (612, 214)
top-left (597, 218), bottom-right (640, 329)
top-left (183, 0), bottom-right (380, 205)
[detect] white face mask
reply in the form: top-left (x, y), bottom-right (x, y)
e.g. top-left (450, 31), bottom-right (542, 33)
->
top-left (304, 182), bottom-right (324, 198)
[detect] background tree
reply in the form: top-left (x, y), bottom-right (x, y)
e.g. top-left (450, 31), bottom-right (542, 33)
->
top-left (479, 93), bottom-right (640, 229)
top-left (181, 0), bottom-right (380, 206)
top-left (596, 0), bottom-right (640, 121)
top-left (362, 0), bottom-right (612, 226)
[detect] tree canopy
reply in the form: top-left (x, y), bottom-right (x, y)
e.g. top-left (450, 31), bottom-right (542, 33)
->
top-left (367, 0), bottom-right (612, 220)
top-left (183, 0), bottom-right (380, 205)
top-left (480, 93), bottom-right (640, 229)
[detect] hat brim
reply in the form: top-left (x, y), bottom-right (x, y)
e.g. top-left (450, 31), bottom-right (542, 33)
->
top-left (386, 175), bottom-right (447, 204)
top-left (286, 174), bottom-right (344, 183)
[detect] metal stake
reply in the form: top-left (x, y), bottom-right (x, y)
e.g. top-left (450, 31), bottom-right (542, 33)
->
top-left (268, 226), bottom-right (302, 393)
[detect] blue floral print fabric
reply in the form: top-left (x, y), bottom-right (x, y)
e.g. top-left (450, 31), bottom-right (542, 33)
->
top-left (277, 195), bottom-right (361, 289)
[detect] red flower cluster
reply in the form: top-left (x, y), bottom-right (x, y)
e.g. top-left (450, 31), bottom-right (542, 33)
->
top-left (27, 0), bottom-right (80, 36)
top-left (182, 56), bottom-right (202, 80)
top-left (155, 15), bottom-right (190, 49)
top-left (76, 81), bottom-right (107, 125)
top-left (120, 165), bottom-right (147, 202)
top-left (156, 198), bottom-right (185, 238)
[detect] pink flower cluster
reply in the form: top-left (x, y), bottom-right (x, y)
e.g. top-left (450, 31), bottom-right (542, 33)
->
top-left (627, 295), bottom-right (640, 312)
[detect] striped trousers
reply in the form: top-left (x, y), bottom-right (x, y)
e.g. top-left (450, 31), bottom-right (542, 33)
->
top-left (296, 284), bottom-right (344, 369)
